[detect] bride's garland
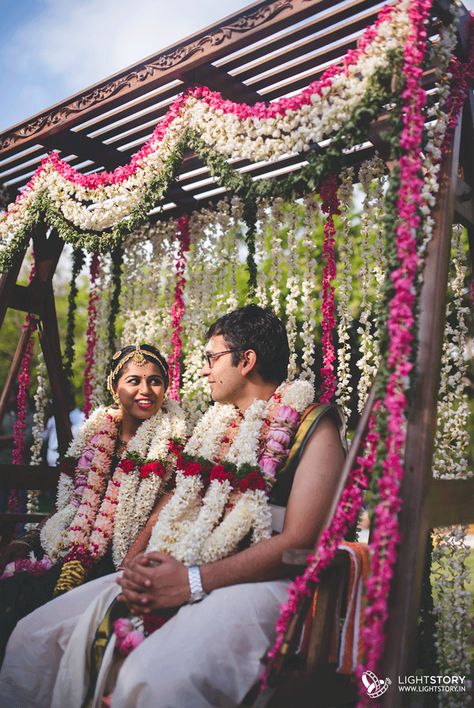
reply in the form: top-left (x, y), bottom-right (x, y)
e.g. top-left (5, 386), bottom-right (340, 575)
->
top-left (146, 379), bottom-right (314, 565)
top-left (38, 402), bottom-right (186, 594)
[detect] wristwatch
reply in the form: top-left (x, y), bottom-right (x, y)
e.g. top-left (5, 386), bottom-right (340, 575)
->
top-left (188, 565), bottom-right (207, 604)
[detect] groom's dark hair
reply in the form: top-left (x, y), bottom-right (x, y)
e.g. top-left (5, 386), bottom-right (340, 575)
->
top-left (206, 305), bottom-right (289, 384)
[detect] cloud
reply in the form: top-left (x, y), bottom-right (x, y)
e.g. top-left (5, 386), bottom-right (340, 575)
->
top-left (0, 0), bottom-right (245, 130)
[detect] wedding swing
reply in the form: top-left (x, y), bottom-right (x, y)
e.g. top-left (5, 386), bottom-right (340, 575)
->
top-left (0, 0), bottom-right (473, 706)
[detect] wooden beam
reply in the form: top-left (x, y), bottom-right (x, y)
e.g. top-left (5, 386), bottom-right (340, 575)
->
top-left (0, 463), bottom-right (59, 490)
top-left (181, 64), bottom-right (262, 104)
top-left (0, 248), bottom-right (26, 328)
top-left (41, 129), bottom-right (127, 171)
top-left (428, 479), bottom-right (474, 527)
top-left (8, 284), bottom-right (43, 316)
top-left (379, 112), bottom-right (463, 705)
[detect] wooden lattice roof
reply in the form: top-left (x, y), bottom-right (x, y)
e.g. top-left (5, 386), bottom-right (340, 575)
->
top-left (0, 0), bottom-right (402, 214)
top-left (0, 0), bottom-right (471, 220)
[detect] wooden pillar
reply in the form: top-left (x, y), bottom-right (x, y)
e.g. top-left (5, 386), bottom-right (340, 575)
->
top-left (0, 317), bottom-right (36, 427)
top-left (378, 113), bottom-right (463, 703)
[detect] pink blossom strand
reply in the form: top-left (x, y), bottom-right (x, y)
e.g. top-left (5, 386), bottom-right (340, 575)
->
top-left (83, 253), bottom-right (100, 418)
top-left (167, 216), bottom-right (190, 401)
top-left (10, 260), bottom-right (37, 512)
top-left (356, 0), bottom-right (434, 695)
top-left (319, 175), bottom-right (340, 403)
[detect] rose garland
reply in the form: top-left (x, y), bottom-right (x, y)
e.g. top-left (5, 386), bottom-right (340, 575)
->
top-left (48, 400), bottom-right (186, 594)
top-left (319, 175), bottom-right (339, 403)
top-left (83, 253), bottom-right (100, 417)
top-left (167, 216), bottom-right (190, 401)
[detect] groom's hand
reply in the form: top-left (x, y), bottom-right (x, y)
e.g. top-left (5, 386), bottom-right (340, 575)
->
top-left (117, 552), bottom-right (190, 612)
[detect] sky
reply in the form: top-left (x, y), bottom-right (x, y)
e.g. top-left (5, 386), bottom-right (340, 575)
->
top-left (0, 0), bottom-right (247, 132)
top-left (1, 0), bottom-right (473, 133)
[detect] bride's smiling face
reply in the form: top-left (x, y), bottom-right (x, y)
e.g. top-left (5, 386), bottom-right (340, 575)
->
top-left (114, 361), bottom-right (166, 422)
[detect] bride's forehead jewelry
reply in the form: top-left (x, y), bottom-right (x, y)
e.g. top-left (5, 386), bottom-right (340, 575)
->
top-left (107, 345), bottom-right (169, 396)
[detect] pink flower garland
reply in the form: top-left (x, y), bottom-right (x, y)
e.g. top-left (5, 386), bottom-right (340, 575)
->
top-left (356, 0), bottom-right (433, 690)
top-left (0, 555), bottom-right (54, 581)
top-left (0, 2), bottom-right (396, 204)
top-left (9, 260), bottom-right (37, 512)
top-left (9, 322), bottom-right (35, 511)
top-left (167, 216), bottom-right (190, 401)
top-left (83, 253), bottom-right (100, 418)
top-left (262, 406), bottom-right (380, 689)
top-left (319, 175), bottom-right (339, 403)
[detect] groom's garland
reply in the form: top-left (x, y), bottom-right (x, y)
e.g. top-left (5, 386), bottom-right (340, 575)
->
top-left (114, 379), bottom-right (315, 654)
top-left (37, 401), bottom-right (187, 595)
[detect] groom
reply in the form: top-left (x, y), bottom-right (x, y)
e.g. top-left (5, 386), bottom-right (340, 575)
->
top-left (0, 305), bottom-right (345, 708)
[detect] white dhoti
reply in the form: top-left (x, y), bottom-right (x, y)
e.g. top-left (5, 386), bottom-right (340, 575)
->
top-left (0, 572), bottom-right (121, 708)
top-left (0, 574), bottom-right (290, 708)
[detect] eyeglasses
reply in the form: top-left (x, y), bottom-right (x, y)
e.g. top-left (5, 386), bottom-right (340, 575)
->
top-left (204, 349), bottom-right (244, 368)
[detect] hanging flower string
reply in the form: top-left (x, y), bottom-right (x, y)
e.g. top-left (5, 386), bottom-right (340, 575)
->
top-left (167, 216), bottom-right (190, 401)
top-left (83, 253), bottom-right (100, 418)
top-left (262, 404), bottom-right (381, 689)
top-left (319, 175), bottom-right (339, 403)
top-left (9, 258), bottom-right (37, 512)
top-left (9, 322), bottom-right (36, 512)
top-left (357, 0), bottom-right (433, 686)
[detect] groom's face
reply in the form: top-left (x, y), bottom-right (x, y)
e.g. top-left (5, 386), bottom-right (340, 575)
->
top-left (202, 335), bottom-right (245, 405)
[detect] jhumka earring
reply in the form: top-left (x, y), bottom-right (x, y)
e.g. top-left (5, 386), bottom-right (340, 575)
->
top-left (112, 392), bottom-right (120, 406)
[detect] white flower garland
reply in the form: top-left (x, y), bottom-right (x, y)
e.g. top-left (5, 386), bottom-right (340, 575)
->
top-left (356, 156), bottom-right (385, 411)
top-left (147, 379), bottom-right (314, 565)
top-left (112, 398), bottom-right (187, 566)
top-left (285, 209), bottom-right (299, 380)
top-left (335, 167), bottom-right (355, 420)
top-left (27, 354), bottom-right (49, 515)
top-left (431, 224), bottom-right (472, 703)
top-left (300, 196), bottom-right (318, 384)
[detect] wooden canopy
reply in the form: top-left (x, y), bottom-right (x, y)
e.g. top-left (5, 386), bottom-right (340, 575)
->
top-left (0, 0), bottom-right (454, 214)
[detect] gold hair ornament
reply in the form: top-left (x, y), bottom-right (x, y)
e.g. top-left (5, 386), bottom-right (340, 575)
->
top-left (106, 345), bottom-right (168, 397)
